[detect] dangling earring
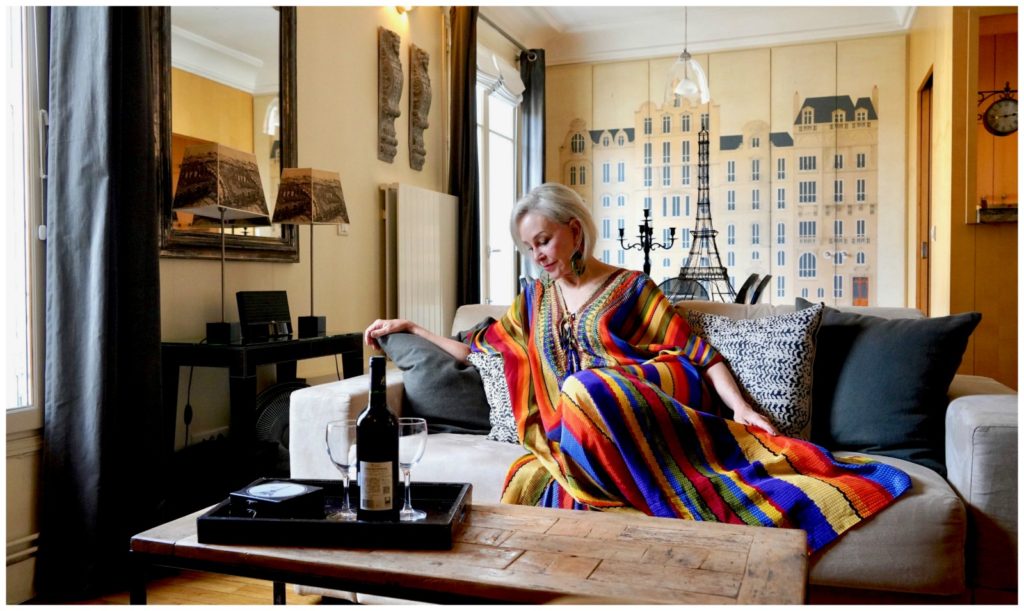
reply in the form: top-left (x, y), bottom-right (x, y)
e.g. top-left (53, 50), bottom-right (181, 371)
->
top-left (570, 250), bottom-right (585, 277)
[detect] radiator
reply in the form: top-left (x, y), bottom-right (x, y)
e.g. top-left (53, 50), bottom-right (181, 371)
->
top-left (381, 183), bottom-right (458, 337)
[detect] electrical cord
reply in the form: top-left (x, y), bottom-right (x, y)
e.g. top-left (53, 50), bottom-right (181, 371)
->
top-left (334, 354), bottom-right (342, 380)
top-left (183, 338), bottom-right (208, 447)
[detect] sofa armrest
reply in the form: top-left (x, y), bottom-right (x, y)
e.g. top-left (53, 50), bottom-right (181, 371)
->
top-left (945, 391), bottom-right (1018, 591)
top-left (288, 369), bottom-right (406, 479)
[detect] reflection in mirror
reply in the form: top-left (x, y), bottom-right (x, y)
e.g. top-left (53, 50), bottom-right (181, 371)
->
top-left (158, 6), bottom-right (297, 261)
top-left (171, 7), bottom-right (280, 238)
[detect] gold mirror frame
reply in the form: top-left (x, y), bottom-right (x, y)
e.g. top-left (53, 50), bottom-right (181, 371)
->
top-left (155, 7), bottom-right (298, 262)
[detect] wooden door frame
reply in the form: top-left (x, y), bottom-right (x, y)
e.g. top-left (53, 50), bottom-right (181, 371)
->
top-left (916, 72), bottom-right (933, 315)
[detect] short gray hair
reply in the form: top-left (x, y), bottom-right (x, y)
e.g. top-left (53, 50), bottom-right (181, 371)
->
top-left (510, 183), bottom-right (597, 259)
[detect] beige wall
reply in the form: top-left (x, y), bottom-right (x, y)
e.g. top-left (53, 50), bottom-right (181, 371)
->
top-left (159, 7), bottom-right (447, 445)
top-left (906, 6), bottom-right (1017, 388)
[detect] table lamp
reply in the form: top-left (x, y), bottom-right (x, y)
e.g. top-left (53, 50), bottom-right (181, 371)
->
top-left (271, 168), bottom-right (350, 338)
top-left (173, 143), bottom-right (270, 343)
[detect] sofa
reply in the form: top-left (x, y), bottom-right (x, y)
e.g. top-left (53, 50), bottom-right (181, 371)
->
top-left (290, 300), bottom-right (1018, 604)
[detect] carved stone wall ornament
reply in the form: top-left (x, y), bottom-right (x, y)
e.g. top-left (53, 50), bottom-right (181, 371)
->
top-left (378, 27), bottom-right (402, 163)
top-left (409, 44), bottom-right (432, 171)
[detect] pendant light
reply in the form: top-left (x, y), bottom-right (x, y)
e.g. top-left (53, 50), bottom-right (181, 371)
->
top-left (665, 7), bottom-right (710, 107)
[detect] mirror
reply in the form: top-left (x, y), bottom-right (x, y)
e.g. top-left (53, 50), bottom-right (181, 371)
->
top-left (155, 7), bottom-right (298, 262)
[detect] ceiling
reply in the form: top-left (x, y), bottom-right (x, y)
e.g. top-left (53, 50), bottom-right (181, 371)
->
top-left (171, 7), bottom-right (279, 95)
top-left (479, 6), bottom-right (916, 65)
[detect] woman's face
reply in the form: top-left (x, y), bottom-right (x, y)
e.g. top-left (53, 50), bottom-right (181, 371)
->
top-left (517, 212), bottom-right (581, 281)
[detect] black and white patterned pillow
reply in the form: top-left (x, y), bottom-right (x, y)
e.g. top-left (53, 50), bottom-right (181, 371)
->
top-left (466, 352), bottom-right (518, 444)
top-left (684, 304), bottom-right (823, 439)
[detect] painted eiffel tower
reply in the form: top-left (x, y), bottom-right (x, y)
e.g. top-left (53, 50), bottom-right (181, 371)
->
top-left (678, 126), bottom-right (736, 302)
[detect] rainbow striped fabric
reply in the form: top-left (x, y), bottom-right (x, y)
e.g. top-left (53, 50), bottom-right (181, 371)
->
top-left (469, 269), bottom-right (911, 553)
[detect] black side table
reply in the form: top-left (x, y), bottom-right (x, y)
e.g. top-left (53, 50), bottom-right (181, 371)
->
top-left (160, 333), bottom-right (363, 481)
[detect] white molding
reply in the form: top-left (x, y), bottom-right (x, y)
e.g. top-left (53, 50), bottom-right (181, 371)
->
top-left (171, 25), bottom-right (264, 94)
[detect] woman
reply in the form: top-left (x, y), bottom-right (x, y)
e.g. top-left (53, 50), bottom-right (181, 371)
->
top-left (365, 183), bottom-right (909, 552)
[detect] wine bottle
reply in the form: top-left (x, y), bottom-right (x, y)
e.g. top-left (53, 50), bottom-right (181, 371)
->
top-left (356, 356), bottom-right (399, 521)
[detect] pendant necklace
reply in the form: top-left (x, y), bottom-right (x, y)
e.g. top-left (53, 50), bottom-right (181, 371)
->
top-left (555, 282), bottom-right (581, 374)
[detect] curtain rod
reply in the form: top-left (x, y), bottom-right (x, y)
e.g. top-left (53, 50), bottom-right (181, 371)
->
top-left (478, 12), bottom-right (527, 54)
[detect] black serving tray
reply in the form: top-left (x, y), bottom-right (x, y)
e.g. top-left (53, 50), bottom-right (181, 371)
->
top-left (197, 479), bottom-right (472, 550)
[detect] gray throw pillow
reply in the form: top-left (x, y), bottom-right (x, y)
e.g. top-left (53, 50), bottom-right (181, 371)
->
top-left (795, 298), bottom-right (981, 475)
top-left (466, 352), bottom-right (517, 444)
top-left (684, 304), bottom-right (824, 439)
top-left (377, 331), bottom-right (490, 434)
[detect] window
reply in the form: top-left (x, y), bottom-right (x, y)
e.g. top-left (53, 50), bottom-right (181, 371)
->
top-left (856, 152), bottom-right (866, 168)
top-left (643, 142), bottom-right (653, 187)
top-left (662, 196), bottom-right (668, 217)
top-left (602, 249), bottom-right (610, 263)
top-left (856, 178), bottom-right (866, 202)
top-left (602, 219), bottom-right (611, 239)
top-left (777, 158), bottom-right (786, 179)
top-left (681, 228), bottom-right (691, 248)
top-left (617, 162), bottom-right (625, 182)
top-left (617, 134), bottom-right (625, 146)
top-left (662, 115), bottom-right (671, 133)
top-left (855, 108), bottom-right (868, 121)
top-left (834, 251), bottom-right (845, 265)
top-left (751, 159), bottom-right (760, 181)
top-left (777, 250), bottom-right (785, 266)
top-left (643, 196), bottom-right (652, 210)
top-left (798, 181), bottom-right (817, 203)
top-left (834, 154), bottom-right (844, 170)
top-left (662, 141), bottom-right (671, 164)
top-left (799, 155), bottom-right (816, 171)
top-left (617, 217), bottom-right (625, 232)
top-left (834, 219), bottom-right (844, 238)
top-left (681, 165), bottom-right (690, 186)
top-left (602, 162), bottom-right (610, 183)
top-left (727, 224), bottom-right (736, 245)
top-left (700, 113), bottom-right (709, 130)
top-left (727, 251), bottom-right (735, 266)
top-left (617, 250), bottom-right (625, 264)
top-left (856, 251), bottom-right (866, 265)
top-left (776, 188), bottom-right (785, 209)
top-left (671, 196), bottom-right (680, 216)
top-left (662, 166), bottom-right (671, 187)
top-left (776, 276), bottom-right (785, 298)
top-left (601, 195), bottom-right (611, 208)
top-left (579, 165), bottom-right (586, 185)
top-left (643, 117), bottom-right (652, 135)
top-left (751, 223), bottom-right (760, 245)
top-left (777, 222), bottom-right (785, 244)
top-left (832, 109), bottom-right (846, 123)
top-left (684, 195), bottom-right (690, 216)
top-left (681, 114), bottom-right (691, 132)
top-left (751, 189), bottom-right (760, 210)
top-left (856, 219), bottom-right (866, 239)
top-left (798, 220), bottom-right (817, 241)
top-left (663, 257), bottom-right (672, 268)
top-left (751, 136), bottom-right (760, 148)
top-left (801, 288), bottom-right (809, 298)
top-left (853, 276), bottom-right (868, 306)
top-left (602, 136), bottom-right (609, 147)
top-left (8, 7), bottom-right (45, 427)
top-left (681, 140), bottom-right (690, 163)
top-left (617, 194), bottom-right (626, 207)
top-left (751, 249), bottom-right (760, 261)
top-left (727, 190), bottom-right (736, 210)
top-left (833, 274), bottom-right (844, 298)
top-left (663, 228), bottom-right (672, 244)
top-left (726, 160), bottom-right (735, 182)
top-left (818, 287), bottom-right (825, 299)
top-left (833, 179), bottom-right (843, 203)
top-left (571, 133), bottom-right (585, 153)
top-left (569, 166), bottom-right (577, 185)
top-left (799, 253), bottom-right (817, 278)
top-left (802, 107), bottom-right (814, 124)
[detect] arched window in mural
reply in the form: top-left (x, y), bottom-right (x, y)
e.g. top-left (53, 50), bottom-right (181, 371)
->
top-left (777, 222), bottom-right (785, 244)
top-left (571, 133), bottom-right (585, 154)
top-left (681, 113), bottom-right (691, 132)
top-left (617, 134), bottom-right (625, 146)
top-left (602, 194), bottom-right (611, 208)
top-left (662, 115), bottom-right (672, 133)
top-left (856, 108), bottom-right (868, 122)
top-left (602, 136), bottom-right (609, 147)
top-left (643, 117), bottom-right (652, 135)
top-left (802, 107), bottom-right (813, 125)
top-left (580, 165), bottom-right (587, 185)
top-left (776, 276), bottom-right (785, 298)
top-left (617, 194), bottom-right (626, 207)
top-left (799, 252), bottom-right (817, 278)
top-left (777, 250), bottom-right (785, 266)
top-left (569, 165), bottom-right (577, 185)
top-left (832, 109), bottom-right (846, 123)
top-left (833, 274), bottom-right (844, 298)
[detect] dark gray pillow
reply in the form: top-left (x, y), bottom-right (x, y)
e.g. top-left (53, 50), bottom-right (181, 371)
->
top-left (377, 319), bottom-right (494, 434)
top-left (796, 298), bottom-right (981, 475)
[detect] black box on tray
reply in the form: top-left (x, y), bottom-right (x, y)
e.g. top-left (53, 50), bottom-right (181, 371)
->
top-left (198, 478), bottom-right (472, 550)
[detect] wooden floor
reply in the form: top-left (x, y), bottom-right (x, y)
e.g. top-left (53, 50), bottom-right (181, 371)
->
top-left (61, 570), bottom-right (327, 605)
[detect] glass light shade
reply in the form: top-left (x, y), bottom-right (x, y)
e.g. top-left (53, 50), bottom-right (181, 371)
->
top-left (665, 50), bottom-right (710, 107)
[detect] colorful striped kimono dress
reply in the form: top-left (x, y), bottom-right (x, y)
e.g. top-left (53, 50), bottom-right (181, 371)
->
top-left (468, 268), bottom-right (911, 553)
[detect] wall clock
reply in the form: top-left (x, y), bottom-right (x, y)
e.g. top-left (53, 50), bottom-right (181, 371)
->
top-left (982, 96), bottom-right (1017, 137)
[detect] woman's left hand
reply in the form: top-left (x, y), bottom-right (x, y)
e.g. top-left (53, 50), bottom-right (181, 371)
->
top-left (733, 405), bottom-right (779, 436)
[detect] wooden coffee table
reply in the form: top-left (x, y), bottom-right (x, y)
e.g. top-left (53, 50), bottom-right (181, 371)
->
top-left (130, 503), bottom-right (807, 604)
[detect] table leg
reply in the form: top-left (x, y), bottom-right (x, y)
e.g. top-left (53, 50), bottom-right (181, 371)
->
top-left (276, 361), bottom-right (298, 383)
top-left (159, 361), bottom-right (181, 517)
top-left (228, 370), bottom-right (258, 480)
top-left (340, 343), bottom-right (363, 379)
top-left (273, 581), bottom-right (286, 604)
top-left (129, 556), bottom-right (148, 605)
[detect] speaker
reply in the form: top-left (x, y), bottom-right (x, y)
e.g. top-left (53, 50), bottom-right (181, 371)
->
top-left (236, 291), bottom-right (292, 341)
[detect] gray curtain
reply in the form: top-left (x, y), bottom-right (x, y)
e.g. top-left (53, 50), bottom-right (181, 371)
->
top-left (518, 49), bottom-right (545, 281)
top-left (448, 6), bottom-right (480, 306)
top-left (36, 6), bottom-right (163, 599)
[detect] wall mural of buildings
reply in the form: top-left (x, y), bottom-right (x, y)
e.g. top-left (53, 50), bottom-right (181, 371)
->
top-left (547, 37), bottom-right (907, 306)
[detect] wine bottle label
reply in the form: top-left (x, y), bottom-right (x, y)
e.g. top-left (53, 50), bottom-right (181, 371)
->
top-left (358, 461), bottom-right (394, 510)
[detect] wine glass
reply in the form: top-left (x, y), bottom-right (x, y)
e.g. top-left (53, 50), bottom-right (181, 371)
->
top-left (325, 419), bottom-right (358, 521)
top-left (398, 417), bottom-right (428, 521)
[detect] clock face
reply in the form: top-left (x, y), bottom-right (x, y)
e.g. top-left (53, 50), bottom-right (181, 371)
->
top-left (983, 98), bottom-right (1018, 136)
top-left (247, 482), bottom-right (309, 499)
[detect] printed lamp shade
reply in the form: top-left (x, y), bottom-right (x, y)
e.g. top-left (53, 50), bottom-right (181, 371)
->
top-left (172, 143), bottom-right (270, 221)
top-left (272, 168), bottom-right (350, 225)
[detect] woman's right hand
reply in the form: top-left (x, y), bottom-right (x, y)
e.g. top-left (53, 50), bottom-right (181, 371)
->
top-left (363, 318), bottom-right (418, 349)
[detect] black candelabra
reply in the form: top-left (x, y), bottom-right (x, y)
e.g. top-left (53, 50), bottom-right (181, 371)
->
top-left (618, 207), bottom-right (676, 276)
